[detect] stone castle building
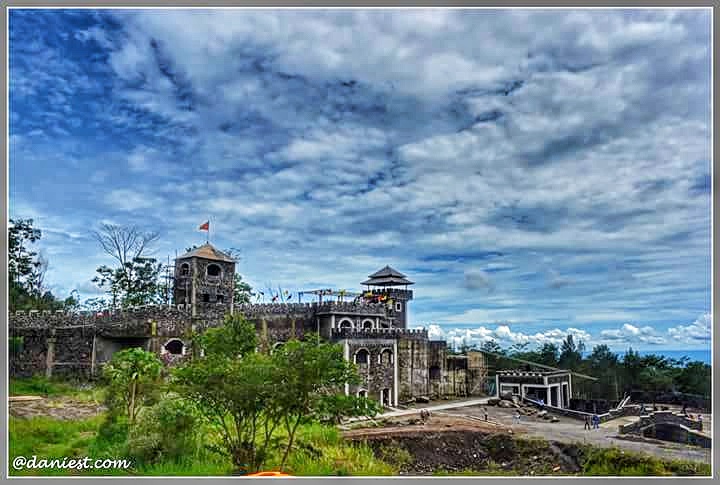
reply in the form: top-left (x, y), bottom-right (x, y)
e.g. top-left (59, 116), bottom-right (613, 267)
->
top-left (10, 242), bottom-right (494, 406)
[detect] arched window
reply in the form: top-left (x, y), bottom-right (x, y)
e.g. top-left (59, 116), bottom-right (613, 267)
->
top-left (357, 389), bottom-right (368, 398)
top-left (379, 348), bottom-right (393, 365)
top-left (361, 319), bottom-right (374, 330)
top-left (207, 264), bottom-right (221, 277)
top-left (339, 318), bottom-right (353, 330)
top-left (180, 263), bottom-right (190, 276)
top-left (165, 339), bottom-right (184, 355)
top-left (354, 348), bottom-right (370, 365)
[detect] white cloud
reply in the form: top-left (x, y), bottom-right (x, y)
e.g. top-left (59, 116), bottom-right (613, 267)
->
top-left (668, 313), bottom-right (711, 343)
top-left (425, 323), bottom-right (591, 349)
top-left (599, 323), bottom-right (666, 345)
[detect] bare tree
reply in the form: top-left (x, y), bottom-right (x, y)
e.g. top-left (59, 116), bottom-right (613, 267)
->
top-left (92, 223), bottom-right (160, 268)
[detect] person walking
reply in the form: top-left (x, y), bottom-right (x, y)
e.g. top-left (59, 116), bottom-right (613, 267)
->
top-left (482, 407), bottom-right (488, 421)
top-left (513, 412), bottom-right (521, 425)
top-left (592, 414), bottom-right (600, 430)
top-left (584, 415), bottom-right (591, 430)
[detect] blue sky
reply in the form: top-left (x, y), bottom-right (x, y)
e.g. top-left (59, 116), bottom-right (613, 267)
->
top-left (9, 9), bottom-right (712, 352)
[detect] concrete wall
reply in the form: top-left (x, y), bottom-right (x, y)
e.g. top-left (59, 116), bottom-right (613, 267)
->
top-left (397, 337), bottom-right (429, 402)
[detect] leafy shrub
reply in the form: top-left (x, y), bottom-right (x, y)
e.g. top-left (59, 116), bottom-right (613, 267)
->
top-left (102, 348), bottom-right (163, 424)
top-left (127, 397), bottom-right (200, 465)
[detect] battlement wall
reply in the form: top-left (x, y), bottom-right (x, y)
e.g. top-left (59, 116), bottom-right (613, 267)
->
top-left (11, 305), bottom-right (191, 329)
top-left (331, 327), bottom-right (428, 340)
top-left (237, 301), bottom-right (387, 317)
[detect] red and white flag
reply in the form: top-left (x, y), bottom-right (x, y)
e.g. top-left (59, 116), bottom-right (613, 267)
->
top-left (198, 221), bottom-right (209, 232)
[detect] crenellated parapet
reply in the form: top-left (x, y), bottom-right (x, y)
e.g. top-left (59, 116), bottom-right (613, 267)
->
top-left (236, 301), bottom-right (387, 317)
top-left (236, 302), bottom-right (318, 317)
top-left (316, 300), bottom-right (387, 315)
top-left (331, 327), bottom-right (428, 340)
top-left (10, 305), bottom-right (191, 331)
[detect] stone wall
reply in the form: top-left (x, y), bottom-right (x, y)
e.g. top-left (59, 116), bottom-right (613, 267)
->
top-left (618, 411), bottom-right (710, 448)
top-left (346, 339), bottom-right (395, 403)
top-left (619, 411), bottom-right (703, 434)
top-left (9, 305), bottom-right (194, 378)
top-left (397, 337), bottom-right (429, 402)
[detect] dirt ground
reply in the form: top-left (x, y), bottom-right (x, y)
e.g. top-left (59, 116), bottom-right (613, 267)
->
top-left (344, 415), bottom-right (581, 475)
top-left (442, 404), bottom-right (711, 464)
top-left (9, 396), bottom-right (106, 420)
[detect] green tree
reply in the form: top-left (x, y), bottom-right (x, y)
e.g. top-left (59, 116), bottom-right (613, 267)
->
top-left (271, 336), bottom-right (379, 469)
top-left (480, 340), bottom-right (505, 355)
top-left (676, 361), bottom-right (711, 398)
top-left (587, 344), bottom-right (620, 400)
top-left (172, 345), bottom-right (281, 472)
top-left (621, 348), bottom-right (643, 393)
top-left (93, 257), bottom-right (164, 308)
top-left (103, 348), bottom-right (163, 425)
top-left (559, 334), bottom-right (585, 370)
top-left (9, 218), bottom-right (66, 311)
top-left (234, 273), bottom-right (254, 305)
top-left (173, 314), bottom-right (277, 472)
top-left (9, 218), bottom-right (41, 285)
top-left (537, 343), bottom-right (560, 367)
top-left (639, 366), bottom-right (674, 402)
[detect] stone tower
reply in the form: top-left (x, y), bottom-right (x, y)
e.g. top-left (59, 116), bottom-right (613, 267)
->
top-left (362, 265), bottom-right (414, 328)
top-left (173, 243), bottom-right (236, 317)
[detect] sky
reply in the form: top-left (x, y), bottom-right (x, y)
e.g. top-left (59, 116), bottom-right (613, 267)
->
top-left (8, 8), bottom-right (712, 353)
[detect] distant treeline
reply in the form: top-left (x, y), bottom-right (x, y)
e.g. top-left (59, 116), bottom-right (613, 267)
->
top-left (456, 335), bottom-right (711, 403)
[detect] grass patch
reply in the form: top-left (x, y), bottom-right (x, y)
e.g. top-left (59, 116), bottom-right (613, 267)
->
top-left (580, 446), bottom-right (711, 477)
top-left (9, 415), bottom-right (105, 476)
top-left (10, 376), bottom-right (102, 402)
top-left (9, 412), bottom-right (394, 477)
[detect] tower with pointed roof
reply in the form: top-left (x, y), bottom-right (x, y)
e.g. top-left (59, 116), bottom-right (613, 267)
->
top-left (173, 243), bottom-right (236, 317)
top-left (362, 265), bottom-right (414, 328)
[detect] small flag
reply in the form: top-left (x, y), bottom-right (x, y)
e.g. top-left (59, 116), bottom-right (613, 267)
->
top-left (199, 221), bottom-right (209, 231)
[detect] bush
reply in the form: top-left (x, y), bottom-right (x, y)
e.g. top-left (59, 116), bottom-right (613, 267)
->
top-left (127, 397), bottom-right (200, 465)
top-left (103, 348), bottom-right (163, 424)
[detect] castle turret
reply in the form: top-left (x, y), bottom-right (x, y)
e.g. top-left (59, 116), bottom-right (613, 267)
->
top-left (173, 243), bottom-right (236, 317)
top-left (362, 265), bottom-right (414, 328)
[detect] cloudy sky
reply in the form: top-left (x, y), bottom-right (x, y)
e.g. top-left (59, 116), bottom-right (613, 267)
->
top-left (9, 9), bottom-right (711, 352)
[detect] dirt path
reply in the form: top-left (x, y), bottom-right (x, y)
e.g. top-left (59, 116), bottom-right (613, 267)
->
top-left (9, 396), bottom-right (106, 420)
top-left (443, 404), bottom-right (710, 464)
top-left (343, 414), bottom-right (507, 440)
top-left (348, 397), bottom-right (492, 422)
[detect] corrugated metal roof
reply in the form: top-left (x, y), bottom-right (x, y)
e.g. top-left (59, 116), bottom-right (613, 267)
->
top-left (177, 243), bottom-right (235, 263)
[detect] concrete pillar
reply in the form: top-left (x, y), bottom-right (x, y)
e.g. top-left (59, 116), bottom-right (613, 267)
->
top-left (191, 259), bottom-right (197, 318)
top-left (343, 339), bottom-right (349, 396)
top-left (261, 318), bottom-right (268, 352)
top-left (393, 339), bottom-right (398, 406)
top-left (45, 336), bottom-right (56, 378)
top-left (90, 335), bottom-right (97, 377)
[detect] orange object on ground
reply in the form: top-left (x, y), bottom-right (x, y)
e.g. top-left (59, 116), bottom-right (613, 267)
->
top-left (246, 471), bottom-right (293, 477)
